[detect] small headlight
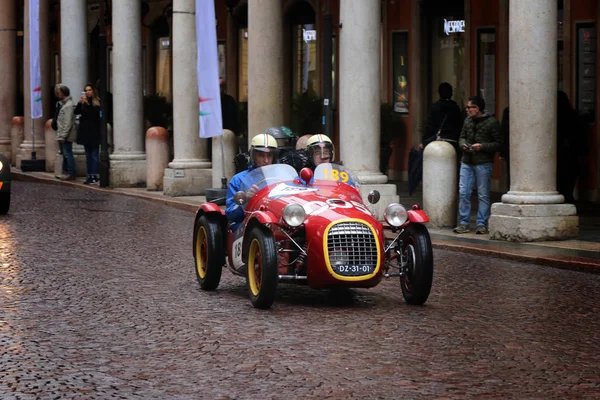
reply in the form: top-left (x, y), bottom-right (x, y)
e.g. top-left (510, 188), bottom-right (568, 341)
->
top-left (283, 204), bottom-right (306, 227)
top-left (0, 160), bottom-right (3, 172)
top-left (384, 203), bottom-right (408, 227)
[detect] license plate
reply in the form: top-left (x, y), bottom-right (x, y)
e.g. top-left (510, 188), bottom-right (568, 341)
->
top-left (333, 264), bottom-right (374, 276)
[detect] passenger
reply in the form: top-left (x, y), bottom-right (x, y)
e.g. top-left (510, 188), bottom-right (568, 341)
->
top-left (306, 134), bottom-right (335, 168)
top-left (226, 133), bottom-right (278, 223)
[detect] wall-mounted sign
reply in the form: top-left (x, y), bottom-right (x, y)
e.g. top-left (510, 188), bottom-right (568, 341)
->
top-left (303, 29), bottom-right (317, 43)
top-left (444, 19), bottom-right (465, 35)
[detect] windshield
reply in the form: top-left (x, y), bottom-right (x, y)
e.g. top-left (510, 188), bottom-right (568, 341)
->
top-left (313, 163), bottom-right (360, 189)
top-left (239, 164), bottom-right (299, 192)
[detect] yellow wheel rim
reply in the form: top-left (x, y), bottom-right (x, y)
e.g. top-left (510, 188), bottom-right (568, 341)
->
top-left (195, 226), bottom-right (208, 278)
top-left (247, 239), bottom-right (262, 296)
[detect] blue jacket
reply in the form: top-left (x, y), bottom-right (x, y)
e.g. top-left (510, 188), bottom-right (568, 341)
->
top-left (225, 167), bottom-right (253, 223)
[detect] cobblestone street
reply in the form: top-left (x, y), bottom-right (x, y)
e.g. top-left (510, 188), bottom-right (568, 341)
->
top-left (1, 181), bottom-right (599, 399)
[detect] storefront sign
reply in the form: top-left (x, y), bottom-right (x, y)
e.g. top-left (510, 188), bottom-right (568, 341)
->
top-left (444, 19), bottom-right (465, 35)
top-left (303, 29), bottom-right (316, 42)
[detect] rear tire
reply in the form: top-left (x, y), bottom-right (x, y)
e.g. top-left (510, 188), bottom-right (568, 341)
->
top-left (246, 227), bottom-right (278, 309)
top-left (400, 224), bottom-right (433, 305)
top-left (193, 215), bottom-right (224, 290)
top-left (0, 192), bottom-right (10, 215)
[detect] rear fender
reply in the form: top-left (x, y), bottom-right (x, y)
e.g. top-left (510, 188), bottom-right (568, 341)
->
top-left (194, 203), bottom-right (228, 242)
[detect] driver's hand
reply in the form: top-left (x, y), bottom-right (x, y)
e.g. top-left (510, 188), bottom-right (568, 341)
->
top-left (246, 184), bottom-right (259, 198)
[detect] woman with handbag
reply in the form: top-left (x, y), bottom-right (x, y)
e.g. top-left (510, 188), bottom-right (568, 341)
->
top-left (75, 84), bottom-right (102, 185)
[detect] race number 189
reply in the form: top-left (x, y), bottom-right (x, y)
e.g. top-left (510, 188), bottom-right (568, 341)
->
top-left (322, 168), bottom-right (349, 183)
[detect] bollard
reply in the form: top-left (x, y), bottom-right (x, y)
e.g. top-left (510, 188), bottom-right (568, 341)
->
top-left (44, 119), bottom-right (57, 172)
top-left (145, 127), bottom-right (170, 191)
top-left (211, 129), bottom-right (238, 189)
top-left (423, 141), bottom-right (457, 228)
top-left (10, 117), bottom-right (24, 166)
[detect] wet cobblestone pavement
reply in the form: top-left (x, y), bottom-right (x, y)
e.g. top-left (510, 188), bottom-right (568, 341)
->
top-left (1, 181), bottom-right (599, 399)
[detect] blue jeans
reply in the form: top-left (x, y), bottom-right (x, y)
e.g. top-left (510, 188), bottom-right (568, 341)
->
top-left (84, 144), bottom-right (99, 176)
top-left (59, 141), bottom-right (76, 177)
top-left (458, 162), bottom-right (493, 227)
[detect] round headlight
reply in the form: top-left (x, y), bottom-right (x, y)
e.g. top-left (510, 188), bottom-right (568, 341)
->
top-left (0, 160), bottom-right (3, 172)
top-left (283, 204), bottom-right (306, 227)
top-left (384, 203), bottom-right (408, 227)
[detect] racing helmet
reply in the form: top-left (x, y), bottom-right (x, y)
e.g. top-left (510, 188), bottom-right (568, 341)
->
top-left (264, 126), bottom-right (296, 151)
top-left (306, 134), bottom-right (335, 164)
top-left (250, 133), bottom-right (278, 165)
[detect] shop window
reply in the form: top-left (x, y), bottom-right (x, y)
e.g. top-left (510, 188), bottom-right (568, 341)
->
top-left (292, 24), bottom-right (318, 96)
top-left (430, 16), bottom-right (465, 109)
top-left (107, 46), bottom-right (112, 93)
top-left (238, 28), bottom-right (248, 102)
top-left (558, 6), bottom-right (565, 91)
top-left (476, 28), bottom-right (496, 115)
top-left (218, 41), bottom-right (226, 80)
top-left (52, 52), bottom-right (60, 86)
top-left (392, 31), bottom-right (409, 113)
top-left (576, 22), bottom-right (596, 122)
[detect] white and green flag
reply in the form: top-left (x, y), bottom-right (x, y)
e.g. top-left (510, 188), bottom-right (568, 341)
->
top-left (196, 0), bottom-right (222, 138)
top-left (29, 0), bottom-right (42, 119)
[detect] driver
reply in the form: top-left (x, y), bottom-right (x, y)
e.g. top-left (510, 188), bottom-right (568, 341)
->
top-left (307, 134), bottom-right (335, 169)
top-left (226, 133), bottom-right (278, 223)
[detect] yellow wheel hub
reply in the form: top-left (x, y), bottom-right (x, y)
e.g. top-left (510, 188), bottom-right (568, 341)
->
top-left (247, 239), bottom-right (262, 296)
top-left (195, 226), bottom-right (208, 278)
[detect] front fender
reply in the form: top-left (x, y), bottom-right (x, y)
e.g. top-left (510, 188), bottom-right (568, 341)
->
top-left (407, 209), bottom-right (429, 224)
top-left (241, 211), bottom-right (279, 261)
top-left (247, 210), bottom-right (278, 226)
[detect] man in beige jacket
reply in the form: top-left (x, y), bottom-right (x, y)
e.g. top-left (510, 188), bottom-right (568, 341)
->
top-left (54, 84), bottom-right (77, 180)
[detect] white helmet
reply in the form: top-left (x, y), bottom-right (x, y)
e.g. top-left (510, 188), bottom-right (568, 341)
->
top-left (306, 134), bottom-right (335, 165)
top-left (250, 133), bottom-right (278, 165)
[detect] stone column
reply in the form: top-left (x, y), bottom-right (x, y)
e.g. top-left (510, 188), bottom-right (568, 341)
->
top-left (163, 0), bottom-right (212, 196)
top-left (109, 0), bottom-right (147, 186)
top-left (248, 0), bottom-right (284, 146)
top-left (61, 0), bottom-right (88, 176)
top-left (0, 1), bottom-right (16, 160)
top-left (338, 0), bottom-right (398, 220)
top-left (18, 0), bottom-right (50, 168)
top-left (489, 0), bottom-right (578, 241)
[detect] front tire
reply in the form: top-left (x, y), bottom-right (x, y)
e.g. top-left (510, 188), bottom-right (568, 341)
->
top-left (193, 214), bottom-right (224, 290)
top-left (0, 192), bottom-right (10, 215)
top-left (246, 227), bottom-right (278, 309)
top-left (400, 223), bottom-right (433, 305)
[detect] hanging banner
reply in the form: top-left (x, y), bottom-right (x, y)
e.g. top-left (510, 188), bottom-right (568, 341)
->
top-left (29, 0), bottom-right (42, 119)
top-left (196, 0), bottom-right (223, 138)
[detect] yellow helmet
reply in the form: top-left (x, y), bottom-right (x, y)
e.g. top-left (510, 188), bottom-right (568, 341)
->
top-left (250, 133), bottom-right (278, 165)
top-left (306, 134), bottom-right (335, 164)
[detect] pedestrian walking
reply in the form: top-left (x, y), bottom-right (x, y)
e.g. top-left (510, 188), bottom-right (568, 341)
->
top-left (75, 84), bottom-right (102, 185)
top-left (54, 84), bottom-right (77, 181)
top-left (453, 95), bottom-right (502, 235)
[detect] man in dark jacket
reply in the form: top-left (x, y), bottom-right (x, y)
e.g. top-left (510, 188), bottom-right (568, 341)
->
top-left (420, 82), bottom-right (463, 151)
top-left (453, 95), bottom-right (502, 235)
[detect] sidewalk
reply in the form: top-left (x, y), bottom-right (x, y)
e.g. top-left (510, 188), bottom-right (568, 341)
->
top-left (11, 170), bottom-right (600, 274)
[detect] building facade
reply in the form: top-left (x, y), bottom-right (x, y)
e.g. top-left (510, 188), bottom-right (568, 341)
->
top-left (0, 0), bottom-right (595, 240)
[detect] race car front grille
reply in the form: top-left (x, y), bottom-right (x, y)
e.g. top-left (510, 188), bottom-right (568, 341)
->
top-left (327, 221), bottom-right (378, 276)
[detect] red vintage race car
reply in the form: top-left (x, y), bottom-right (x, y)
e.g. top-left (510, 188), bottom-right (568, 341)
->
top-left (193, 163), bottom-right (433, 309)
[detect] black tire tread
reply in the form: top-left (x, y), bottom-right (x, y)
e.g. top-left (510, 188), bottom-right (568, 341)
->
top-left (401, 223), bottom-right (434, 305)
top-left (194, 214), bottom-right (224, 290)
